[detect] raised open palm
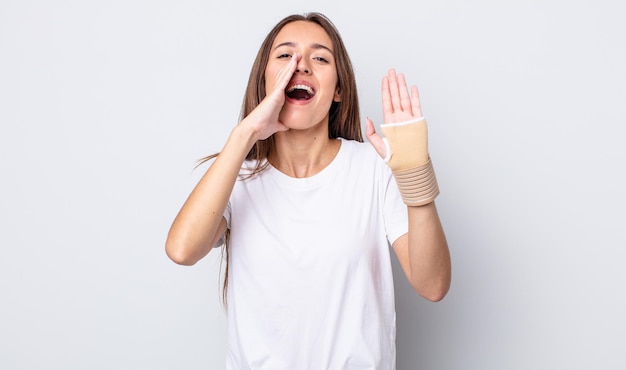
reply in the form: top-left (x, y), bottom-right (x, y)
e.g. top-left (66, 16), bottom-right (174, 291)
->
top-left (366, 68), bottom-right (423, 159)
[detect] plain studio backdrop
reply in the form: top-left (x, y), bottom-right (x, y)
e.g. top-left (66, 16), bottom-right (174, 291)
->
top-left (1, 0), bottom-right (625, 369)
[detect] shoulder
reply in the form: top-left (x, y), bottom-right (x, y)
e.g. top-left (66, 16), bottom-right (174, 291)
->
top-left (338, 138), bottom-right (387, 171)
top-left (335, 138), bottom-right (395, 191)
top-left (339, 138), bottom-right (379, 161)
top-left (237, 159), bottom-right (270, 179)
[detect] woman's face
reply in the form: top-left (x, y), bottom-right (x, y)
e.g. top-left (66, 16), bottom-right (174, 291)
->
top-left (265, 21), bottom-right (341, 131)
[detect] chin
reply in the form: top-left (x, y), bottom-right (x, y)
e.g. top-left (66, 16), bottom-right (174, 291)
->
top-left (283, 122), bottom-right (318, 131)
top-left (279, 112), bottom-right (328, 132)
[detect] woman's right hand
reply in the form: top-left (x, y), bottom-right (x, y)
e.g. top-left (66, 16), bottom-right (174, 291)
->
top-left (239, 53), bottom-right (301, 141)
top-left (166, 54), bottom-right (300, 266)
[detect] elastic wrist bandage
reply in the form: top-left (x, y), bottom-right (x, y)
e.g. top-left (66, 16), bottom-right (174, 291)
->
top-left (380, 117), bottom-right (440, 206)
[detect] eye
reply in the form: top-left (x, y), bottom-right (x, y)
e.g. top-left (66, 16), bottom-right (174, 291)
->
top-left (313, 56), bottom-right (329, 63)
top-left (277, 53), bottom-right (292, 59)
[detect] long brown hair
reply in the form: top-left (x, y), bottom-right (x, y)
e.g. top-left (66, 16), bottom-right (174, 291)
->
top-left (207, 12), bottom-right (362, 306)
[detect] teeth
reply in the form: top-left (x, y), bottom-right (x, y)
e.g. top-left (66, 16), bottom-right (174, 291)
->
top-left (286, 84), bottom-right (315, 96)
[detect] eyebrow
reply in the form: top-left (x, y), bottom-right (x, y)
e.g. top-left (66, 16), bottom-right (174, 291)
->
top-left (273, 42), bottom-right (334, 54)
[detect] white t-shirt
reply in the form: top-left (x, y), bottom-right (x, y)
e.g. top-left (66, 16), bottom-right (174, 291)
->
top-left (223, 138), bottom-right (408, 370)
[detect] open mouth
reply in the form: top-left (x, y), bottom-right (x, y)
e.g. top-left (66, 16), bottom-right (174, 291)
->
top-left (285, 84), bottom-right (315, 101)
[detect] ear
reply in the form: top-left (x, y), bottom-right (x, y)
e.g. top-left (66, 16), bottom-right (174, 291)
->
top-left (333, 86), bottom-right (342, 102)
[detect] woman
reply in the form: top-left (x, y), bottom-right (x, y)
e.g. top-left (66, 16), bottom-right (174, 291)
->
top-left (166, 12), bottom-right (451, 369)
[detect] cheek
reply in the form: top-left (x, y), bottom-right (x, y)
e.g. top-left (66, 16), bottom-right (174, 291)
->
top-left (264, 62), bottom-right (281, 83)
top-left (325, 78), bottom-right (341, 101)
top-left (262, 72), bottom-right (270, 95)
top-left (263, 67), bottom-right (278, 95)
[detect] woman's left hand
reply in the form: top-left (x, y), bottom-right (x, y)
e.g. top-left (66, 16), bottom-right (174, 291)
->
top-left (366, 68), bottom-right (423, 159)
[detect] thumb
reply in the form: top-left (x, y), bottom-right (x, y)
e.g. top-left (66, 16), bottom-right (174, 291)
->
top-left (365, 117), bottom-right (387, 159)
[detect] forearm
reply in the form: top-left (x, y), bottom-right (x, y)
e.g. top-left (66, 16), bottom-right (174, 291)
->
top-left (165, 124), bottom-right (257, 265)
top-left (407, 202), bottom-right (451, 301)
top-left (367, 69), bottom-right (451, 300)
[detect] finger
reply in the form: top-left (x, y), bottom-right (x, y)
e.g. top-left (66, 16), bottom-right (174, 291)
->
top-left (365, 117), bottom-right (387, 158)
top-left (411, 85), bottom-right (423, 117)
top-left (272, 53), bottom-right (300, 93)
top-left (279, 53), bottom-right (300, 84)
top-left (397, 73), bottom-right (412, 113)
top-left (387, 68), bottom-right (402, 113)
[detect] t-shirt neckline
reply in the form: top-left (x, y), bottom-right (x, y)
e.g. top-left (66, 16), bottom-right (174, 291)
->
top-left (267, 138), bottom-right (348, 190)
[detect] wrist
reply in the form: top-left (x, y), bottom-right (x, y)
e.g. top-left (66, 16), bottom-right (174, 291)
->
top-left (392, 158), bottom-right (439, 207)
top-left (231, 121), bottom-right (261, 151)
top-left (379, 117), bottom-right (439, 206)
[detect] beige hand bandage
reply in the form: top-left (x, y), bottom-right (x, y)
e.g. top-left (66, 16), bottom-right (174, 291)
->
top-left (380, 117), bottom-right (439, 206)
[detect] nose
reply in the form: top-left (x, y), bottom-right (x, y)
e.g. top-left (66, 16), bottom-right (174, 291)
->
top-left (295, 57), bottom-right (310, 74)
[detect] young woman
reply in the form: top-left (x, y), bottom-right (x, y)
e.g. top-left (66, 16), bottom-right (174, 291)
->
top-left (166, 12), bottom-right (451, 370)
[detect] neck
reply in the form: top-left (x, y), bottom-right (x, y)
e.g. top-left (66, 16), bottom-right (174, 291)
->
top-left (269, 129), bottom-right (341, 178)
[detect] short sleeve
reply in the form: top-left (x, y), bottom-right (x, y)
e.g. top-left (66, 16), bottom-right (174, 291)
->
top-left (213, 200), bottom-right (232, 248)
top-left (383, 168), bottom-right (409, 246)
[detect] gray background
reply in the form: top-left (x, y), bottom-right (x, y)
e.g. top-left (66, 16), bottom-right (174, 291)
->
top-left (1, 0), bottom-right (625, 369)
